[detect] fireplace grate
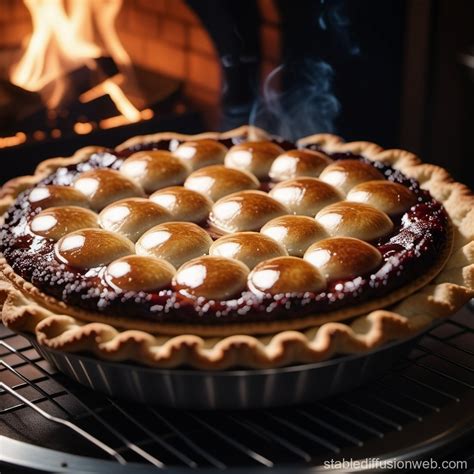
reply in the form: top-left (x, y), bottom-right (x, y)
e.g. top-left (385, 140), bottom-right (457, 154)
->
top-left (1, 306), bottom-right (473, 473)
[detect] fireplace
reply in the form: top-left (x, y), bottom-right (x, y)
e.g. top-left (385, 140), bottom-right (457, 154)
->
top-left (0, 0), bottom-right (281, 181)
top-left (0, 0), bottom-right (472, 187)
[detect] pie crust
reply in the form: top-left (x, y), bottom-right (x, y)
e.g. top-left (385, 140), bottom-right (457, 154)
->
top-left (0, 126), bottom-right (472, 369)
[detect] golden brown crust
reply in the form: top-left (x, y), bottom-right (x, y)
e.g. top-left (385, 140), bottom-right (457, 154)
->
top-left (260, 215), bottom-right (328, 257)
top-left (1, 126), bottom-right (473, 369)
top-left (55, 229), bottom-right (135, 269)
top-left (0, 234), bottom-right (455, 337)
top-left (105, 255), bottom-right (175, 292)
top-left (248, 256), bottom-right (326, 295)
top-left (315, 201), bottom-right (394, 241)
top-left (269, 148), bottom-right (332, 181)
top-left (136, 221), bottom-right (213, 269)
top-left (269, 177), bottom-right (343, 216)
top-left (174, 139), bottom-right (227, 171)
top-left (30, 206), bottom-right (99, 241)
top-left (304, 237), bottom-right (382, 280)
top-left (0, 146), bottom-right (105, 216)
top-left (209, 190), bottom-right (288, 233)
top-left (346, 180), bottom-right (417, 216)
top-left (209, 231), bottom-right (287, 269)
top-left (184, 165), bottom-right (260, 201)
top-left (173, 255), bottom-right (250, 300)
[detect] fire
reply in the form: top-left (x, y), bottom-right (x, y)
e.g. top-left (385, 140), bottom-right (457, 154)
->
top-left (10, 0), bottom-right (141, 123)
top-left (0, 133), bottom-right (27, 149)
top-left (80, 74), bottom-right (141, 122)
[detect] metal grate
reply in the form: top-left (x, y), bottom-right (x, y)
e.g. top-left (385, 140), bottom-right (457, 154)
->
top-left (1, 306), bottom-right (474, 472)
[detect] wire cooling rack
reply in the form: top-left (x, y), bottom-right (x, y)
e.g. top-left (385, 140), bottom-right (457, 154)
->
top-left (1, 306), bottom-right (473, 473)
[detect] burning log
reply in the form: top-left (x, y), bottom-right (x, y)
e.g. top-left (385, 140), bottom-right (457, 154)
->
top-left (0, 57), bottom-right (118, 133)
top-left (1, 0), bottom-right (185, 154)
top-left (0, 80), bottom-right (42, 131)
top-left (35, 56), bottom-right (120, 110)
top-left (9, 0), bottom-right (142, 121)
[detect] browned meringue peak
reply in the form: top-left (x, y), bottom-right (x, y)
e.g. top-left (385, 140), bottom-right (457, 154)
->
top-left (303, 236), bottom-right (382, 280)
top-left (269, 149), bottom-right (332, 182)
top-left (269, 177), bottom-right (343, 216)
top-left (172, 255), bottom-right (249, 300)
top-left (120, 150), bottom-right (189, 193)
top-left (210, 231), bottom-right (287, 269)
top-left (315, 201), bottom-right (393, 241)
top-left (346, 180), bottom-right (417, 216)
top-left (224, 140), bottom-right (284, 178)
top-left (149, 186), bottom-right (212, 223)
top-left (30, 206), bottom-right (99, 241)
top-left (99, 198), bottom-right (171, 242)
top-left (260, 215), bottom-right (328, 257)
top-left (73, 168), bottom-right (145, 211)
top-left (55, 228), bottom-right (135, 269)
top-left (28, 185), bottom-right (89, 210)
top-left (319, 159), bottom-right (384, 195)
top-left (173, 139), bottom-right (228, 171)
top-left (135, 221), bottom-right (213, 269)
top-left (104, 255), bottom-right (175, 292)
top-left (209, 190), bottom-right (288, 234)
top-left (248, 256), bottom-right (326, 296)
top-left (184, 165), bottom-right (260, 202)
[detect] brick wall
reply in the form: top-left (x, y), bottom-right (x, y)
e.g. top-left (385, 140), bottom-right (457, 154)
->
top-left (116, 0), bottom-right (282, 127)
top-left (0, 0), bottom-right (31, 77)
top-left (0, 0), bottom-right (282, 128)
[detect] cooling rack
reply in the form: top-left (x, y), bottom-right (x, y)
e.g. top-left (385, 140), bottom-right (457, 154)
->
top-left (1, 305), bottom-right (473, 473)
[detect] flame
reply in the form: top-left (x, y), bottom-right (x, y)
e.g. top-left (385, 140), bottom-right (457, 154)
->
top-left (80, 74), bottom-right (141, 122)
top-left (10, 0), bottom-right (141, 122)
top-left (100, 109), bottom-right (154, 129)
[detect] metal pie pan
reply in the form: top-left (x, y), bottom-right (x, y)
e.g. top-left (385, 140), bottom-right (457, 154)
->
top-left (28, 327), bottom-right (428, 410)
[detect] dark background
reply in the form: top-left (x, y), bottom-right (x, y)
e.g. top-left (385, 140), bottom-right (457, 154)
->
top-left (0, 0), bottom-right (473, 188)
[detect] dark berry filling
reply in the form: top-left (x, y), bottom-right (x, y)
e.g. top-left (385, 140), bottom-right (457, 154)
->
top-left (0, 137), bottom-right (449, 325)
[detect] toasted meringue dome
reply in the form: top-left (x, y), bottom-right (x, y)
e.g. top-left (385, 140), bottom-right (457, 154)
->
top-left (304, 237), bottom-right (382, 280)
top-left (316, 201), bottom-right (393, 241)
top-left (173, 139), bottom-right (227, 170)
top-left (184, 165), bottom-right (260, 201)
top-left (224, 141), bottom-right (284, 178)
top-left (347, 180), bottom-right (417, 215)
top-left (149, 186), bottom-right (212, 223)
top-left (28, 185), bottom-right (89, 210)
top-left (269, 177), bottom-right (343, 216)
top-left (269, 149), bottom-right (332, 181)
top-left (260, 215), bottom-right (328, 256)
top-left (209, 190), bottom-right (288, 233)
top-left (120, 150), bottom-right (189, 193)
top-left (248, 256), bottom-right (326, 295)
top-left (55, 228), bottom-right (135, 269)
top-left (319, 160), bottom-right (384, 195)
top-left (135, 222), bottom-right (213, 269)
top-left (99, 198), bottom-right (171, 242)
top-left (210, 231), bottom-right (287, 269)
top-left (73, 168), bottom-right (144, 211)
top-left (104, 255), bottom-right (175, 292)
top-left (173, 256), bottom-right (249, 300)
top-left (30, 206), bottom-right (99, 241)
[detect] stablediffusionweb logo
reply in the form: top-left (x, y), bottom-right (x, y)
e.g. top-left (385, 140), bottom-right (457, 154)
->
top-left (323, 457), bottom-right (468, 471)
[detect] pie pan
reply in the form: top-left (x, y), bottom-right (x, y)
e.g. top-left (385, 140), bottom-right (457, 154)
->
top-left (27, 323), bottom-right (428, 409)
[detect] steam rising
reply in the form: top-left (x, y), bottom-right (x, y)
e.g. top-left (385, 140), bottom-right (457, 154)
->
top-left (319, 0), bottom-right (360, 57)
top-left (249, 59), bottom-right (340, 141)
top-left (249, 0), bottom-right (360, 140)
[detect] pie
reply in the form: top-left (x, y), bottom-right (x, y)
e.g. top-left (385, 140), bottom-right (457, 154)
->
top-left (0, 126), bottom-right (472, 369)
